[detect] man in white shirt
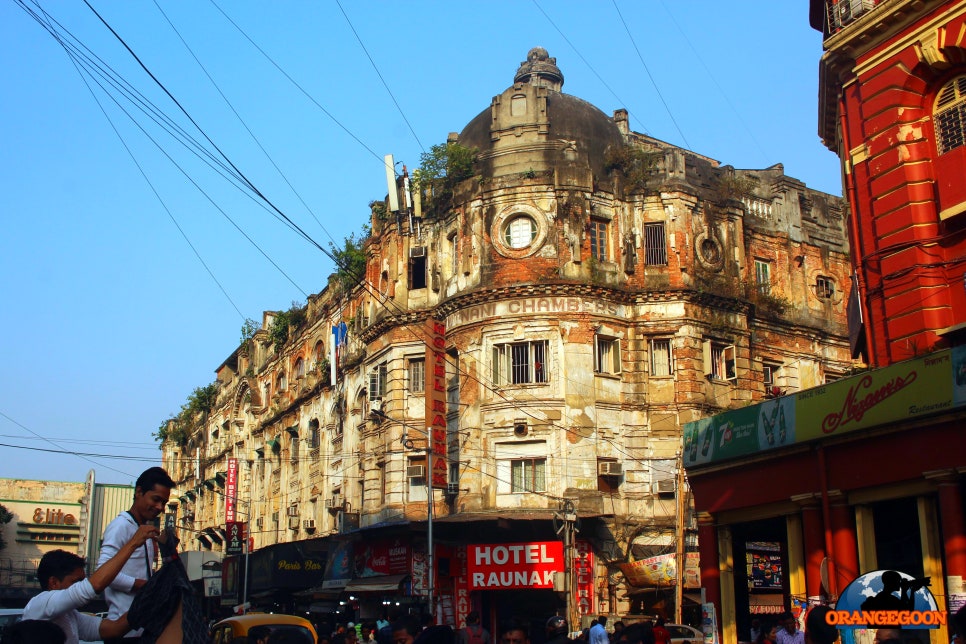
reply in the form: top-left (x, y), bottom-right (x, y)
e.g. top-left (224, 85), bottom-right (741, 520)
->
top-left (23, 524), bottom-right (160, 644)
top-left (97, 466), bottom-right (174, 643)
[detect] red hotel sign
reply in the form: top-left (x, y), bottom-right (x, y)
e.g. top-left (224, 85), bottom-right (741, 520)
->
top-left (467, 541), bottom-right (564, 589)
top-left (225, 458), bottom-right (238, 522)
top-left (425, 318), bottom-right (448, 489)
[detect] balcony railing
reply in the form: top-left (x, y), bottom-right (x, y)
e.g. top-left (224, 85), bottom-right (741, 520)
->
top-left (825, 0), bottom-right (878, 34)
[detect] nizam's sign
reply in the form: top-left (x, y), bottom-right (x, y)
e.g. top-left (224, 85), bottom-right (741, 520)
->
top-left (684, 346), bottom-right (966, 467)
top-left (466, 541), bottom-right (564, 590)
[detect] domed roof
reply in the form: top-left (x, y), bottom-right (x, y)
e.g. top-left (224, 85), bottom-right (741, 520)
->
top-left (458, 48), bottom-right (624, 168)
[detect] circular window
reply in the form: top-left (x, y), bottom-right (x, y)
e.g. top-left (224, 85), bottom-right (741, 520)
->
top-left (701, 239), bottom-right (721, 264)
top-left (504, 215), bottom-right (537, 249)
top-left (695, 231), bottom-right (724, 271)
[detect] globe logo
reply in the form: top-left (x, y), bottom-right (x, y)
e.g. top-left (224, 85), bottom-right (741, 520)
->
top-left (831, 570), bottom-right (941, 629)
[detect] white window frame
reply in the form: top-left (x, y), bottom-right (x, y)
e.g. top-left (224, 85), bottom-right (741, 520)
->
top-left (368, 362), bottom-right (388, 399)
top-left (496, 441), bottom-right (547, 494)
top-left (594, 335), bottom-right (621, 375)
top-left (754, 259), bottom-right (771, 295)
top-left (504, 215), bottom-right (537, 249)
top-left (703, 339), bottom-right (737, 381)
top-left (408, 357), bottom-right (425, 393)
top-left (492, 340), bottom-right (549, 386)
top-left (763, 364), bottom-right (777, 386)
top-left (816, 275), bottom-right (835, 299)
top-left (650, 338), bottom-right (673, 377)
top-left (407, 458), bottom-right (427, 502)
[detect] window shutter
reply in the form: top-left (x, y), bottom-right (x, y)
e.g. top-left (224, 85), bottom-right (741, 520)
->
top-left (702, 340), bottom-right (713, 377)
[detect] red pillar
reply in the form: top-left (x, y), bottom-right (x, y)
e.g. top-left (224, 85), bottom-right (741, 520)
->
top-left (829, 496), bottom-right (859, 599)
top-left (698, 514), bottom-right (721, 614)
top-left (800, 501), bottom-right (827, 601)
top-left (936, 473), bottom-right (966, 584)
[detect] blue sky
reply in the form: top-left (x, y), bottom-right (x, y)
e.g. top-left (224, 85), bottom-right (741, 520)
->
top-left (0, 1), bottom-right (840, 485)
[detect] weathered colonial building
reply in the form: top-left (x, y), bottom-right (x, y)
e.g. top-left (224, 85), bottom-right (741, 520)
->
top-left (160, 48), bottom-right (853, 629)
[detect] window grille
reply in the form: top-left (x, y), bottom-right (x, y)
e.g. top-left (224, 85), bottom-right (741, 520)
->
top-left (493, 341), bottom-right (548, 385)
top-left (936, 76), bottom-right (966, 155)
top-left (643, 222), bottom-right (667, 266)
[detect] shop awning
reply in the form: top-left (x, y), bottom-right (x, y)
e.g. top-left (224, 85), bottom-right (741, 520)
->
top-left (343, 574), bottom-right (410, 593)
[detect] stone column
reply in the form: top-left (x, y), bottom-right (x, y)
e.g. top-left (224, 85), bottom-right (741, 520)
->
top-left (697, 512), bottom-right (721, 610)
top-left (792, 493), bottom-right (826, 602)
top-left (928, 470), bottom-right (966, 608)
top-left (828, 491), bottom-right (859, 599)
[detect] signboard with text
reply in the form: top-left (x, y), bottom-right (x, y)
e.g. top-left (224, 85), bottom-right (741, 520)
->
top-left (353, 538), bottom-right (410, 577)
top-left (225, 520), bottom-right (246, 556)
top-left (466, 541), bottom-right (564, 590)
top-left (225, 458), bottom-right (238, 522)
top-left (684, 348), bottom-right (966, 468)
top-left (425, 318), bottom-right (449, 488)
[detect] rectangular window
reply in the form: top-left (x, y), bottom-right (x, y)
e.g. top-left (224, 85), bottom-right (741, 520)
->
top-left (650, 338), bottom-right (672, 377)
top-left (449, 234), bottom-right (459, 275)
top-left (589, 219), bottom-right (608, 262)
top-left (408, 358), bottom-right (425, 393)
top-left (594, 335), bottom-right (621, 374)
top-left (493, 341), bottom-right (548, 385)
top-left (410, 254), bottom-right (427, 289)
top-left (368, 362), bottom-right (388, 398)
top-left (510, 458), bottom-right (546, 493)
top-left (643, 222), bottom-right (667, 266)
top-left (407, 458), bottom-right (427, 502)
top-left (816, 275), bottom-right (835, 299)
top-left (763, 364), bottom-right (776, 386)
top-left (754, 260), bottom-right (771, 295)
top-left (703, 340), bottom-right (737, 381)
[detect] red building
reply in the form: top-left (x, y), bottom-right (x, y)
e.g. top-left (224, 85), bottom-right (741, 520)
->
top-left (814, 0), bottom-right (966, 364)
top-left (683, 3), bottom-right (966, 644)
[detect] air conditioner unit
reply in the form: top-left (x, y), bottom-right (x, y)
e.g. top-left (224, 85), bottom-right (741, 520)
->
top-left (325, 495), bottom-right (343, 509)
top-left (446, 483), bottom-right (459, 496)
top-left (271, 511), bottom-right (279, 523)
top-left (288, 516), bottom-right (301, 530)
top-left (410, 246), bottom-right (426, 258)
top-left (255, 517), bottom-right (264, 528)
top-left (286, 505), bottom-right (299, 517)
top-left (598, 462), bottom-right (623, 476)
top-left (407, 465), bottom-right (425, 478)
top-left (370, 398), bottom-right (383, 415)
top-left (656, 479), bottom-right (676, 494)
top-left (303, 519), bottom-right (316, 530)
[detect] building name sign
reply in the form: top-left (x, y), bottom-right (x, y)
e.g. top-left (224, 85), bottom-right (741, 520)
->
top-left (33, 508), bottom-right (77, 525)
top-left (466, 541), bottom-right (563, 590)
top-left (447, 297), bottom-right (621, 328)
top-left (276, 558), bottom-right (323, 572)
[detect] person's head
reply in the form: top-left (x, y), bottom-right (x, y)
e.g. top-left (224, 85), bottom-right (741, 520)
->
top-left (613, 622), bottom-right (625, 634)
top-left (872, 629), bottom-right (903, 644)
top-left (132, 466), bottom-right (174, 523)
top-left (780, 613), bottom-right (798, 634)
top-left (36, 549), bottom-right (86, 591)
top-left (880, 571), bottom-right (902, 592)
top-left (620, 623), bottom-right (647, 644)
top-left (804, 607), bottom-right (838, 644)
top-left (766, 625), bottom-right (779, 641)
top-left (655, 618), bottom-right (665, 628)
top-left (546, 616), bottom-right (568, 639)
top-left (501, 623), bottom-right (530, 644)
top-left (346, 628), bottom-right (359, 644)
top-left (414, 625), bottom-right (455, 644)
top-left (467, 612), bottom-right (481, 626)
top-left (393, 618), bottom-right (422, 644)
top-left (598, 616), bottom-right (608, 627)
top-left (4, 619), bottom-right (66, 644)
top-left (248, 625), bottom-right (272, 644)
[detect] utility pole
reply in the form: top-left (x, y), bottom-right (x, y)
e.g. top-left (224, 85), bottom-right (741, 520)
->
top-left (674, 452), bottom-right (686, 623)
top-left (554, 500), bottom-right (578, 630)
top-left (427, 445), bottom-right (435, 620)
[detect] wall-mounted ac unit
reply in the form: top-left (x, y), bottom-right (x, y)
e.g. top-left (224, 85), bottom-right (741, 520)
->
top-left (255, 517), bottom-right (264, 528)
top-left (410, 246), bottom-right (426, 258)
top-left (446, 483), bottom-right (459, 495)
top-left (656, 478), bottom-right (676, 494)
top-left (407, 465), bottom-right (425, 478)
top-left (271, 511), bottom-right (279, 523)
top-left (325, 495), bottom-right (343, 509)
top-left (370, 399), bottom-right (383, 414)
top-left (303, 519), bottom-right (316, 530)
top-left (286, 505), bottom-right (299, 517)
top-left (288, 516), bottom-right (300, 530)
top-left (598, 462), bottom-right (623, 476)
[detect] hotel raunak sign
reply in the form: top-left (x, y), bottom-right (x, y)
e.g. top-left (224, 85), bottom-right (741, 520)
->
top-left (425, 318), bottom-right (449, 489)
top-left (684, 347), bottom-right (966, 468)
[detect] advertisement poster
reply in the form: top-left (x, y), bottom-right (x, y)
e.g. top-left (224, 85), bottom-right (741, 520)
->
top-left (684, 349), bottom-right (961, 467)
top-left (354, 538), bottom-right (410, 577)
top-left (747, 549), bottom-right (782, 589)
top-left (618, 552), bottom-right (700, 588)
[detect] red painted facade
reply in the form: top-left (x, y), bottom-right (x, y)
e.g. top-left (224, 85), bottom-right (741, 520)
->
top-left (818, 1), bottom-right (966, 366)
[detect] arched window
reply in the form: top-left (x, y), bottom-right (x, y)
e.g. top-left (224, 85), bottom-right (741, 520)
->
top-left (277, 372), bottom-right (287, 393)
top-left (314, 341), bottom-right (325, 367)
top-left (295, 358), bottom-right (305, 379)
top-left (935, 76), bottom-right (966, 155)
top-left (934, 75), bottom-right (966, 220)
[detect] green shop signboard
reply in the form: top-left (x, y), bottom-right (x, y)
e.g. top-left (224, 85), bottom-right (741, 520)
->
top-left (684, 347), bottom-right (966, 468)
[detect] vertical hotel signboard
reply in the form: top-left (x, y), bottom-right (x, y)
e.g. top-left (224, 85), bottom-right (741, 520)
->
top-left (225, 457), bottom-right (238, 522)
top-left (426, 318), bottom-right (449, 488)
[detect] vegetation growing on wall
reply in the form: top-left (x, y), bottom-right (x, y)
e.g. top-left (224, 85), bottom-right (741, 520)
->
top-left (154, 382), bottom-right (220, 446)
top-left (328, 225), bottom-right (371, 294)
top-left (268, 302), bottom-right (308, 349)
top-left (0, 504), bottom-right (11, 552)
top-left (716, 173), bottom-right (760, 201)
top-left (604, 145), bottom-right (660, 192)
top-left (694, 271), bottom-right (789, 318)
top-left (412, 142), bottom-right (478, 218)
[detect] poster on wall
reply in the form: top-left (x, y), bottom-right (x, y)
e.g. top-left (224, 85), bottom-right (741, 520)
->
top-left (746, 543), bottom-right (783, 590)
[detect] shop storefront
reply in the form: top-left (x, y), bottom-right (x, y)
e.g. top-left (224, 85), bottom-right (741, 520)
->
top-left (221, 539), bottom-right (328, 614)
top-left (684, 349), bottom-right (966, 644)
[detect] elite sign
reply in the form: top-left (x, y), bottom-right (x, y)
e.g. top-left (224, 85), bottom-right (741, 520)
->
top-left (466, 541), bottom-right (564, 590)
